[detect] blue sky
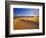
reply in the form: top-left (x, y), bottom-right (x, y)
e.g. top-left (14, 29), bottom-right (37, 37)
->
top-left (13, 8), bottom-right (39, 16)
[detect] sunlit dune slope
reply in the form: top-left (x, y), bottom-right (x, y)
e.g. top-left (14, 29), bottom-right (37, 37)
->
top-left (14, 16), bottom-right (39, 22)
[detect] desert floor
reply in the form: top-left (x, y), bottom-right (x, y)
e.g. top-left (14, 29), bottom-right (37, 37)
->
top-left (13, 16), bottom-right (39, 30)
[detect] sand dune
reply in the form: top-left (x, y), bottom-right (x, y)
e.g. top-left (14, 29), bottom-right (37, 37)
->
top-left (14, 16), bottom-right (39, 30)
